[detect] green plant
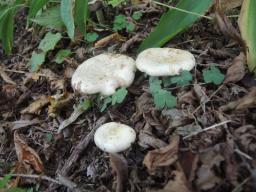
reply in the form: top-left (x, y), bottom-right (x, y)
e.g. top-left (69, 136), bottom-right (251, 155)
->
top-left (113, 14), bottom-right (135, 32)
top-left (138, 0), bottom-right (213, 52)
top-left (107, 0), bottom-right (125, 7)
top-left (100, 88), bottom-right (128, 111)
top-left (132, 11), bottom-right (143, 20)
top-left (54, 49), bottom-right (72, 64)
top-left (85, 32), bottom-right (99, 42)
top-left (163, 70), bottom-right (193, 87)
top-left (29, 32), bottom-right (62, 71)
top-left (0, 174), bottom-right (27, 192)
top-left (202, 66), bottom-right (225, 85)
top-left (149, 77), bottom-right (177, 109)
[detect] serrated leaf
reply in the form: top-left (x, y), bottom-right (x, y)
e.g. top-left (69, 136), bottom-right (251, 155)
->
top-left (28, 0), bottom-right (49, 19)
top-left (111, 88), bottom-right (128, 105)
top-left (153, 89), bottom-right (176, 109)
top-left (170, 70), bottom-right (193, 86)
top-left (138, 0), bottom-right (213, 52)
top-left (74, 0), bottom-right (88, 36)
top-left (54, 49), bottom-right (72, 64)
top-left (126, 22), bottom-right (135, 31)
top-left (203, 66), bottom-right (225, 85)
top-left (149, 77), bottom-right (162, 93)
top-left (132, 11), bottom-right (142, 20)
top-left (29, 52), bottom-right (45, 72)
top-left (31, 6), bottom-right (64, 30)
top-left (61, 0), bottom-right (75, 39)
top-left (38, 32), bottom-right (62, 52)
top-left (85, 32), bottom-right (99, 42)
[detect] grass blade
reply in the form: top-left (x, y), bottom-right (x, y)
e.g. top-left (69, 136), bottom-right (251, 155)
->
top-left (238, 0), bottom-right (256, 74)
top-left (138, 0), bottom-right (213, 52)
top-left (74, 0), bottom-right (88, 36)
top-left (28, 0), bottom-right (49, 19)
top-left (61, 0), bottom-right (75, 39)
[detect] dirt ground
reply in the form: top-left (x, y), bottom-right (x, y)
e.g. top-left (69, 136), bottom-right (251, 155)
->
top-left (0, 1), bottom-right (256, 192)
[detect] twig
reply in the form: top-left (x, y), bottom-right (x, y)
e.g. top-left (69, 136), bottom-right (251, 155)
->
top-left (192, 84), bottom-right (225, 115)
top-left (234, 149), bottom-right (253, 161)
top-left (183, 120), bottom-right (232, 140)
top-left (59, 114), bottom-right (109, 176)
top-left (232, 177), bottom-right (250, 192)
top-left (9, 173), bottom-right (76, 189)
top-left (153, 1), bottom-right (213, 20)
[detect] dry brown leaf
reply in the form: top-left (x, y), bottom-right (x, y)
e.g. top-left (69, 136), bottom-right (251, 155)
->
top-left (220, 0), bottom-right (242, 11)
top-left (219, 87), bottom-right (256, 111)
top-left (109, 153), bottom-right (128, 192)
top-left (146, 170), bottom-right (190, 192)
top-left (21, 95), bottom-right (50, 115)
top-left (48, 92), bottom-right (73, 117)
top-left (14, 131), bottom-right (44, 173)
top-left (143, 136), bottom-right (180, 173)
top-left (94, 33), bottom-right (126, 48)
top-left (11, 119), bottom-right (40, 131)
top-left (193, 84), bottom-right (209, 112)
top-left (0, 65), bottom-right (17, 85)
top-left (224, 52), bottom-right (246, 83)
top-left (215, 0), bottom-right (244, 46)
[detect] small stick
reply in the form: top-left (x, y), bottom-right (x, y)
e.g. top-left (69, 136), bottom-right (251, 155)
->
top-left (183, 120), bottom-right (232, 140)
top-left (234, 149), bottom-right (253, 161)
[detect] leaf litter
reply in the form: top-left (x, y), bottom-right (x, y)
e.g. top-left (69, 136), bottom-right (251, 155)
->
top-left (0, 1), bottom-right (255, 191)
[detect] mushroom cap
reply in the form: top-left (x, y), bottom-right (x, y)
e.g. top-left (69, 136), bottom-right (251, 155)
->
top-left (136, 48), bottom-right (196, 76)
top-left (94, 122), bottom-right (136, 153)
top-left (71, 53), bottom-right (136, 96)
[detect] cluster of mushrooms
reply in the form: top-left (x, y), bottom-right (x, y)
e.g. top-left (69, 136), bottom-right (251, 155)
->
top-left (71, 47), bottom-right (196, 154)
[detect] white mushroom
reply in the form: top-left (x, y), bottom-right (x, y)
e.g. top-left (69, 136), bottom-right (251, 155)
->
top-left (136, 48), bottom-right (196, 76)
top-left (94, 122), bottom-right (136, 153)
top-left (71, 53), bottom-right (136, 96)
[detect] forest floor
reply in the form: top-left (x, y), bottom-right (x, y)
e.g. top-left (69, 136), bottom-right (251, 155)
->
top-left (0, 1), bottom-right (256, 192)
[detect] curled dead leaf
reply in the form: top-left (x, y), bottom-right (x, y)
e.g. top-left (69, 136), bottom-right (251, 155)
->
top-left (14, 131), bottom-right (44, 173)
top-left (0, 65), bottom-right (17, 85)
top-left (94, 33), bottom-right (126, 48)
top-left (143, 136), bottom-right (180, 174)
top-left (21, 95), bottom-right (50, 115)
top-left (109, 153), bottom-right (128, 192)
top-left (224, 52), bottom-right (246, 83)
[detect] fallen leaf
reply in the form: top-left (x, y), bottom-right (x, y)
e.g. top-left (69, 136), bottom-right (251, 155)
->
top-left (109, 153), bottom-right (128, 192)
top-left (21, 95), bottom-right (50, 115)
top-left (11, 119), bottom-right (40, 131)
top-left (220, 0), bottom-right (242, 11)
top-left (48, 92), bottom-right (73, 117)
top-left (219, 87), bottom-right (256, 111)
top-left (0, 65), bottom-right (17, 85)
top-left (193, 84), bottom-right (209, 112)
top-left (94, 33), bottom-right (126, 48)
top-left (224, 52), bottom-right (246, 83)
top-left (14, 131), bottom-right (44, 173)
top-left (215, 0), bottom-right (244, 46)
top-left (146, 170), bottom-right (190, 192)
top-left (143, 136), bottom-right (179, 174)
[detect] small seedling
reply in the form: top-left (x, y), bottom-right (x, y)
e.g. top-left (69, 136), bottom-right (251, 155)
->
top-left (54, 49), bottom-right (72, 64)
top-left (132, 11), bottom-right (143, 20)
top-left (85, 32), bottom-right (99, 42)
top-left (203, 66), bottom-right (225, 85)
top-left (100, 88), bottom-right (128, 111)
top-left (149, 77), bottom-right (177, 109)
top-left (113, 14), bottom-right (135, 32)
top-left (163, 70), bottom-right (193, 87)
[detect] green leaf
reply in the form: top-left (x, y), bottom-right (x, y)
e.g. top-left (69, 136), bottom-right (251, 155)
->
top-left (0, 174), bottom-right (11, 188)
top-left (170, 70), bottom-right (193, 86)
top-left (45, 133), bottom-right (53, 142)
top-left (132, 11), bottom-right (142, 20)
top-left (113, 14), bottom-right (127, 31)
top-left (238, 0), bottom-right (256, 74)
top-left (38, 32), bottom-right (62, 52)
top-left (74, 0), bottom-right (88, 36)
top-left (107, 0), bottom-right (125, 7)
top-left (80, 99), bottom-right (92, 110)
top-left (203, 66), bottom-right (225, 85)
top-left (29, 52), bottom-right (46, 72)
top-left (28, 0), bottom-right (49, 19)
top-left (0, 7), bottom-right (14, 54)
top-left (153, 89), bottom-right (176, 109)
top-left (111, 88), bottom-right (128, 105)
top-left (60, 0), bottom-right (75, 39)
top-left (100, 97), bottom-right (112, 112)
top-left (54, 49), bottom-right (72, 64)
top-left (138, 0), bottom-right (213, 52)
top-left (126, 22), bottom-right (135, 31)
top-left (85, 32), bottom-right (99, 42)
top-left (31, 6), bottom-right (64, 30)
top-left (149, 77), bottom-right (162, 94)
